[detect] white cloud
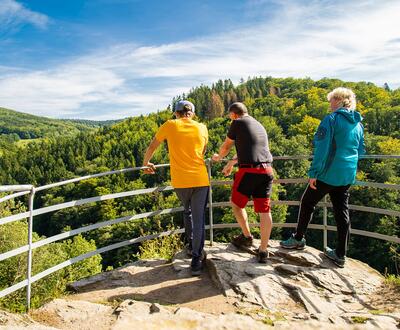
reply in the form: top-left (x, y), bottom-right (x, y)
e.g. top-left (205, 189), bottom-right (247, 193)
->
top-left (0, 0), bottom-right (400, 120)
top-left (0, 0), bottom-right (49, 31)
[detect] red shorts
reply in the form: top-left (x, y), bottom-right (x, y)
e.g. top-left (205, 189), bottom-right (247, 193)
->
top-left (231, 166), bottom-right (274, 213)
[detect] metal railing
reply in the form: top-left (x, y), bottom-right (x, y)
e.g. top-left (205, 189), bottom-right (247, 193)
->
top-left (0, 155), bottom-right (399, 310)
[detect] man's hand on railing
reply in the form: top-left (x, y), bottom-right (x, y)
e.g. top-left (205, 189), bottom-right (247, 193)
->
top-left (143, 162), bottom-right (156, 174)
top-left (212, 153), bottom-right (222, 162)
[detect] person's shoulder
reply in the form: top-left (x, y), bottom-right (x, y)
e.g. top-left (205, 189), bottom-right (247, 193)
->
top-left (158, 119), bottom-right (177, 131)
top-left (243, 115), bottom-right (258, 123)
top-left (321, 113), bottom-right (337, 125)
top-left (160, 119), bottom-right (175, 124)
top-left (251, 116), bottom-right (263, 124)
top-left (163, 119), bottom-right (178, 126)
top-left (246, 116), bottom-right (264, 128)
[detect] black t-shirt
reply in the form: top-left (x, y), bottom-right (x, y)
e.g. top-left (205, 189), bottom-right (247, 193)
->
top-left (227, 116), bottom-right (273, 165)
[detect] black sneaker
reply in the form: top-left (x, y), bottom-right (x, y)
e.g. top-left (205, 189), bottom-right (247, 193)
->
top-left (191, 250), bottom-right (207, 276)
top-left (324, 247), bottom-right (345, 268)
top-left (191, 257), bottom-right (202, 276)
top-left (257, 249), bottom-right (269, 263)
top-left (231, 233), bottom-right (253, 249)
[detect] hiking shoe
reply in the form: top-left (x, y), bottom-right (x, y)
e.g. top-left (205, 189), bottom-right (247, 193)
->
top-left (280, 234), bottom-right (306, 250)
top-left (185, 243), bottom-right (192, 257)
top-left (257, 248), bottom-right (269, 263)
top-left (191, 250), bottom-right (207, 276)
top-left (191, 257), bottom-right (203, 276)
top-left (324, 246), bottom-right (345, 268)
top-left (231, 233), bottom-right (253, 249)
top-left (191, 257), bottom-right (202, 276)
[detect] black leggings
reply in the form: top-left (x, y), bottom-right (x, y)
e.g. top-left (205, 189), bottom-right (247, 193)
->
top-left (295, 180), bottom-right (351, 258)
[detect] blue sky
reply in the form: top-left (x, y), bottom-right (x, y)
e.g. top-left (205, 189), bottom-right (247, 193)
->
top-left (0, 0), bottom-right (400, 120)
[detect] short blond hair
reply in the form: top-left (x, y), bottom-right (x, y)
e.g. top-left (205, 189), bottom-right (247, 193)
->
top-left (327, 87), bottom-right (356, 110)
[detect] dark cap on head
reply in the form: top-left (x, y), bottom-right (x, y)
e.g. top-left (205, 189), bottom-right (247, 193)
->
top-left (174, 100), bottom-right (195, 113)
top-left (228, 102), bottom-right (248, 116)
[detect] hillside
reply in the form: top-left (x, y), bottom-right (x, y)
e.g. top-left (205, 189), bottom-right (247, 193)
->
top-left (0, 107), bottom-right (119, 141)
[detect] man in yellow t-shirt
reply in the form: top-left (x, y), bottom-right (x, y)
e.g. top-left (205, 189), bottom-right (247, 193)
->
top-left (142, 100), bottom-right (209, 276)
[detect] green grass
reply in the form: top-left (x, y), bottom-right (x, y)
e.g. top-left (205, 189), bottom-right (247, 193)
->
top-left (351, 316), bottom-right (370, 324)
top-left (138, 232), bottom-right (183, 261)
top-left (237, 307), bottom-right (286, 326)
top-left (385, 274), bottom-right (400, 288)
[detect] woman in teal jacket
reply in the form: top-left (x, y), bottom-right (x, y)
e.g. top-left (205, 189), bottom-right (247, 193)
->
top-left (281, 87), bottom-right (365, 267)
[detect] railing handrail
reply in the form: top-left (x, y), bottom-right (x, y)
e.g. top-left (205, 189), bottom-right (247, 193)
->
top-left (1, 178), bottom-right (399, 227)
top-left (0, 185), bottom-right (34, 193)
top-left (2, 198), bottom-right (399, 263)
top-left (1, 154), bottom-right (398, 199)
top-left (0, 155), bottom-right (399, 309)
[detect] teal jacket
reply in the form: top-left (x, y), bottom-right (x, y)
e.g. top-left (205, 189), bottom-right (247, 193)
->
top-left (308, 108), bottom-right (365, 186)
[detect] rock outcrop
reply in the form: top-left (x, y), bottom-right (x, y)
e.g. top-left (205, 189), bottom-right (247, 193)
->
top-left (1, 240), bottom-right (399, 329)
top-left (172, 240), bottom-right (400, 328)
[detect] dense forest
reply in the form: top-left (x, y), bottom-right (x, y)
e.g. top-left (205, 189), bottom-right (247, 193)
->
top-left (0, 76), bottom-right (399, 311)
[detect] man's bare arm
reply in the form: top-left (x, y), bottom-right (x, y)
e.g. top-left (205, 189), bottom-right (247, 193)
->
top-left (142, 137), bottom-right (161, 174)
top-left (212, 137), bottom-right (235, 162)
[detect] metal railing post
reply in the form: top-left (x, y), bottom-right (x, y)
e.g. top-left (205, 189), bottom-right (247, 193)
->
top-left (207, 160), bottom-right (214, 246)
top-left (323, 195), bottom-right (328, 250)
top-left (26, 187), bottom-right (35, 311)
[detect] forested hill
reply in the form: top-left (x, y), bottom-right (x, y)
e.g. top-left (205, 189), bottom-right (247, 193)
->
top-left (0, 77), bottom-right (399, 311)
top-left (176, 77), bottom-right (400, 138)
top-left (0, 107), bottom-right (118, 142)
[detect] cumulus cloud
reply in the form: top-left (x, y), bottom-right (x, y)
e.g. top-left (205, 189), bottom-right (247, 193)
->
top-left (0, 0), bottom-right (49, 32)
top-left (0, 0), bottom-right (399, 119)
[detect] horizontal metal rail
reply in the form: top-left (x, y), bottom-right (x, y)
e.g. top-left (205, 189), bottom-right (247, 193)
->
top-left (358, 155), bottom-right (400, 159)
top-left (2, 179), bottom-right (398, 227)
top-left (354, 181), bottom-right (400, 190)
top-left (0, 155), bottom-right (397, 203)
top-left (0, 185), bottom-right (33, 193)
top-left (0, 186), bottom-right (174, 226)
top-left (0, 279), bottom-right (29, 299)
top-left (0, 155), bottom-right (400, 202)
top-left (212, 200), bottom-right (400, 217)
top-left (2, 198), bottom-right (398, 263)
top-left (272, 155), bottom-right (400, 160)
top-left (0, 190), bottom-right (31, 204)
top-left (34, 164), bottom-right (171, 193)
top-left (0, 186), bottom-right (33, 204)
top-left (212, 178), bottom-right (400, 190)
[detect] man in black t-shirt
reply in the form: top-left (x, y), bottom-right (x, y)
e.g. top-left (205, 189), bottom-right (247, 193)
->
top-left (212, 102), bottom-right (274, 263)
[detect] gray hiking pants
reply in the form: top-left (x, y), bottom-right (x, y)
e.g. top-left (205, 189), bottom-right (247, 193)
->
top-left (175, 186), bottom-right (209, 258)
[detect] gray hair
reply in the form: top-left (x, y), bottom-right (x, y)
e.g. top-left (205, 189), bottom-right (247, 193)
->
top-left (327, 87), bottom-right (356, 110)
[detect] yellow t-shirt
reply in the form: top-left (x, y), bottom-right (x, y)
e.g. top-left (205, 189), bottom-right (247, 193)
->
top-left (155, 118), bottom-right (210, 188)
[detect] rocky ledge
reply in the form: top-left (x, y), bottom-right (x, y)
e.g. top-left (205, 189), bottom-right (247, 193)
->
top-left (181, 241), bottom-right (400, 327)
top-left (1, 240), bottom-right (399, 329)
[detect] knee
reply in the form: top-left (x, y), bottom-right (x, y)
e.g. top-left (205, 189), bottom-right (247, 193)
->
top-left (230, 199), bottom-right (240, 210)
top-left (300, 195), bottom-right (317, 209)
